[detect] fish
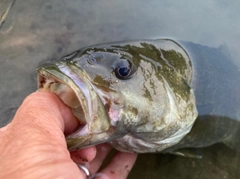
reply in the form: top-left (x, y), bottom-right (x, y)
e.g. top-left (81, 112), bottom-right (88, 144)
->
top-left (37, 39), bottom-right (199, 153)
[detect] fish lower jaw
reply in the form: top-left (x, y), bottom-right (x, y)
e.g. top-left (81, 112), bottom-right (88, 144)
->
top-left (67, 124), bottom-right (90, 138)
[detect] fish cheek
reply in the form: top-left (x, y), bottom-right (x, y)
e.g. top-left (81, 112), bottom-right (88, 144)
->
top-left (93, 74), bottom-right (113, 89)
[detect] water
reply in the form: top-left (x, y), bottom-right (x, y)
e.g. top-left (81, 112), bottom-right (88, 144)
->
top-left (1, 0), bottom-right (240, 178)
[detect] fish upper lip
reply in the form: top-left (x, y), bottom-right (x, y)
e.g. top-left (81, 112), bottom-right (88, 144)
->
top-left (37, 61), bottom-right (110, 134)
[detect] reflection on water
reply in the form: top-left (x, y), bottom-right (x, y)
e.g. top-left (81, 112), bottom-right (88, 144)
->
top-left (130, 143), bottom-right (240, 179)
top-left (1, 0), bottom-right (240, 178)
top-left (0, 0), bottom-right (16, 29)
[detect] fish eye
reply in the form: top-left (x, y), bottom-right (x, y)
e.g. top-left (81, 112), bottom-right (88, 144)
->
top-left (115, 60), bottom-right (135, 80)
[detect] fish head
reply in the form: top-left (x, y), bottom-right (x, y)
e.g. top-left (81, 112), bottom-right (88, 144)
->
top-left (37, 39), bottom-right (198, 153)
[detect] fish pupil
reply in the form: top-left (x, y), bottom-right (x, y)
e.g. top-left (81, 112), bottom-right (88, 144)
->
top-left (114, 60), bottom-right (135, 80)
top-left (118, 66), bottom-right (130, 77)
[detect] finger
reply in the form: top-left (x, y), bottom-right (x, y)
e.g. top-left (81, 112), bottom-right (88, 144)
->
top-left (88, 144), bottom-right (112, 174)
top-left (70, 146), bottom-right (97, 163)
top-left (35, 91), bottom-right (80, 134)
top-left (16, 91), bottom-right (79, 134)
top-left (94, 152), bottom-right (138, 179)
top-left (0, 125), bottom-right (8, 134)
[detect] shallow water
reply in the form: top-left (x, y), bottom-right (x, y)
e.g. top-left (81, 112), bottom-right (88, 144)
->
top-left (1, 0), bottom-right (240, 178)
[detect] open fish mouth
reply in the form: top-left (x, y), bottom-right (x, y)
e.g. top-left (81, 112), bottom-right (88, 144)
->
top-left (37, 61), bottom-right (111, 148)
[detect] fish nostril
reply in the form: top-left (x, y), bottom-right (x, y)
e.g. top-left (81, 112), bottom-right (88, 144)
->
top-left (87, 58), bottom-right (96, 65)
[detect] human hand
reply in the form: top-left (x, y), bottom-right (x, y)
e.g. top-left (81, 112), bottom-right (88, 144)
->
top-left (0, 92), bottom-right (137, 179)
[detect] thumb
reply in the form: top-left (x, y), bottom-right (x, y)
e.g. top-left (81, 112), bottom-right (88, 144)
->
top-left (13, 91), bottom-right (80, 135)
top-left (2, 91), bottom-right (80, 150)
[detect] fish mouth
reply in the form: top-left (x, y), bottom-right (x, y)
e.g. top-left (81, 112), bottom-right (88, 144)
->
top-left (37, 62), bottom-right (111, 143)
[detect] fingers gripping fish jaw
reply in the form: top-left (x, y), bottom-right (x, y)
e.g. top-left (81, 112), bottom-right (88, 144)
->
top-left (37, 63), bottom-right (111, 133)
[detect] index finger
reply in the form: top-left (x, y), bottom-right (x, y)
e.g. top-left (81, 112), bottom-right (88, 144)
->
top-left (14, 91), bottom-right (80, 135)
